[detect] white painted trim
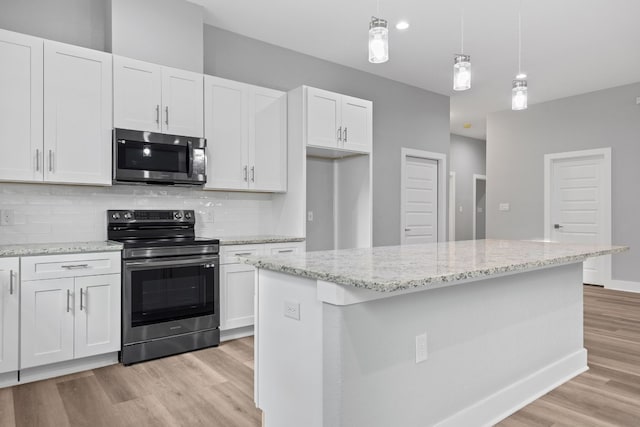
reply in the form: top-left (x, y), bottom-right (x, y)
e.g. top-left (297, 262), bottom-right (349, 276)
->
top-left (221, 325), bottom-right (254, 342)
top-left (449, 171), bottom-right (456, 241)
top-left (436, 349), bottom-right (587, 427)
top-left (0, 371), bottom-right (18, 389)
top-left (607, 280), bottom-right (640, 293)
top-left (400, 148), bottom-right (448, 244)
top-left (472, 174), bottom-right (487, 240)
top-left (544, 148), bottom-right (612, 285)
top-left (18, 352), bottom-right (119, 385)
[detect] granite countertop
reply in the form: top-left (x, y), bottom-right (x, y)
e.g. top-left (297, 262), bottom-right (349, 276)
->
top-left (242, 239), bottom-right (629, 293)
top-left (219, 235), bottom-right (305, 246)
top-left (0, 241), bottom-right (124, 257)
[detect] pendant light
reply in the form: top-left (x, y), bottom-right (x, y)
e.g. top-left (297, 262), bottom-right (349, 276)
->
top-left (369, 0), bottom-right (388, 63)
top-left (453, 11), bottom-right (471, 91)
top-left (512, 5), bottom-right (528, 110)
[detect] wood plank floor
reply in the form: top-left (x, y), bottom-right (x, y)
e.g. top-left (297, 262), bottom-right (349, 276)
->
top-left (1, 285), bottom-right (639, 426)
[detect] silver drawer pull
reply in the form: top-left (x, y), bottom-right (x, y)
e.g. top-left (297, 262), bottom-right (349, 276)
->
top-left (9, 270), bottom-right (14, 295)
top-left (278, 250), bottom-right (294, 253)
top-left (61, 264), bottom-right (90, 270)
top-left (80, 288), bottom-right (84, 311)
top-left (234, 252), bottom-right (253, 256)
top-left (66, 289), bottom-right (71, 313)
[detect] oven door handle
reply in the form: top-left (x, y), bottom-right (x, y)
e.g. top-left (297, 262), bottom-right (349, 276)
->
top-left (124, 257), bottom-right (217, 268)
top-left (186, 140), bottom-right (193, 177)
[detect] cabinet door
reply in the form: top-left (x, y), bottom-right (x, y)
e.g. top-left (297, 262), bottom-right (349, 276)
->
top-left (0, 29), bottom-right (43, 183)
top-left (113, 56), bottom-right (162, 132)
top-left (0, 258), bottom-right (19, 375)
top-left (204, 76), bottom-right (249, 190)
top-left (161, 66), bottom-right (204, 137)
top-left (220, 263), bottom-right (256, 330)
top-left (43, 41), bottom-right (112, 185)
top-left (21, 278), bottom-right (74, 369)
top-left (306, 87), bottom-right (341, 149)
top-left (74, 274), bottom-right (121, 359)
top-left (341, 95), bottom-right (372, 153)
top-left (249, 86), bottom-right (287, 192)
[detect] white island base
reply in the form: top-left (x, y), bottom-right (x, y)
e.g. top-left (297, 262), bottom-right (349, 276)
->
top-left (254, 263), bottom-right (587, 427)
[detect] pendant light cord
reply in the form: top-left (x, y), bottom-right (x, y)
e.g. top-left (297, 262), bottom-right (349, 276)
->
top-left (460, 11), bottom-right (464, 54)
top-left (518, 0), bottom-right (523, 75)
top-left (376, 0), bottom-right (380, 16)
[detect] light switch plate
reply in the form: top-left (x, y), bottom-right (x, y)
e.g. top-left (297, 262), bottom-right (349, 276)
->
top-left (499, 203), bottom-right (510, 212)
top-left (284, 300), bottom-right (300, 320)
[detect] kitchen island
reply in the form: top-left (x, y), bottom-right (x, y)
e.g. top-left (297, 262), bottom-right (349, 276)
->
top-left (243, 239), bottom-right (627, 427)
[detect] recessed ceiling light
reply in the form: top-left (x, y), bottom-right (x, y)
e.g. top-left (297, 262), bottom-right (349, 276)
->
top-left (396, 21), bottom-right (410, 30)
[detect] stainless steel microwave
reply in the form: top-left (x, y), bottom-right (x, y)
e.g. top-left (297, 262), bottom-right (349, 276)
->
top-left (113, 128), bottom-right (207, 186)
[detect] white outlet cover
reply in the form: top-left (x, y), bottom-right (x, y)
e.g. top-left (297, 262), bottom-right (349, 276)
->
top-left (307, 211), bottom-right (314, 221)
top-left (284, 300), bottom-right (300, 320)
top-left (415, 333), bottom-right (428, 363)
top-left (499, 203), bottom-right (510, 212)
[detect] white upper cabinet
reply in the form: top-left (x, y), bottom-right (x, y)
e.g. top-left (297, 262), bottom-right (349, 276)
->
top-left (250, 86), bottom-right (287, 192)
top-left (113, 56), bottom-right (162, 132)
top-left (44, 41), bottom-right (112, 185)
top-left (305, 86), bottom-right (372, 154)
top-left (204, 75), bottom-right (287, 192)
top-left (114, 56), bottom-right (204, 137)
top-left (161, 67), bottom-right (204, 137)
top-left (0, 258), bottom-right (19, 376)
top-left (0, 29), bottom-right (43, 183)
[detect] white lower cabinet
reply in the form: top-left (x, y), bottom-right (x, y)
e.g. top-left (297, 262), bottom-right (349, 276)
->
top-left (0, 258), bottom-right (19, 376)
top-left (20, 252), bottom-right (121, 371)
top-left (220, 242), bottom-right (304, 336)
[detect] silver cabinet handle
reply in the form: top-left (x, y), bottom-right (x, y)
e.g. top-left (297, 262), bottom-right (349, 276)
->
top-left (250, 166), bottom-right (255, 182)
top-left (337, 126), bottom-right (342, 142)
top-left (66, 289), bottom-right (71, 313)
top-left (80, 288), bottom-right (84, 311)
top-left (48, 150), bottom-right (54, 172)
top-left (278, 249), bottom-right (294, 253)
top-left (155, 104), bottom-right (160, 124)
top-left (9, 270), bottom-right (14, 295)
top-left (405, 228), bottom-right (411, 231)
top-left (165, 106), bottom-right (169, 126)
top-left (344, 127), bottom-right (348, 142)
top-left (234, 252), bottom-right (253, 256)
top-left (61, 264), bottom-right (90, 270)
top-left (36, 149), bottom-right (40, 171)
top-left (554, 224), bottom-right (563, 229)
top-left (243, 165), bottom-right (248, 182)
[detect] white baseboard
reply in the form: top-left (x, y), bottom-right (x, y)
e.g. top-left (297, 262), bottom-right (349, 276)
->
top-left (19, 352), bottom-right (119, 385)
top-left (607, 280), bottom-right (640, 293)
top-left (0, 371), bottom-right (18, 389)
top-left (221, 325), bottom-right (254, 342)
top-left (436, 349), bottom-right (588, 427)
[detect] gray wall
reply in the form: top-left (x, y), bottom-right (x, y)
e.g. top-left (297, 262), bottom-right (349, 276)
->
top-left (475, 179), bottom-right (486, 239)
top-left (0, 0), bottom-right (106, 50)
top-left (450, 134), bottom-right (486, 241)
top-left (204, 26), bottom-right (450, 247)
top-left (487, 81), bottom-right (640, 282)
top-left (108, 0), bottom-right (204, 72)
top-left (306, 158), bottom-right (335, 251)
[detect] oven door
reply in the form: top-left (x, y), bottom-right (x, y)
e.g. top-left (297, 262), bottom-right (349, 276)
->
top-left (122, 254), bottom-right (219, 345)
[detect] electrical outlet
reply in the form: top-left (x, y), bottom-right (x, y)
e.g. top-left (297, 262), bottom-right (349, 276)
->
top-left (415, 333), bottom-right (428, 363)
top-left (458, 205), bottom-right (463, 213)
top-left (284, 300), bottom-right (300, 320)
top-left (0, 209), bottom-right (14, 226)
top-left (499, 203), bottom-right (510, 212)
top-left (307, 211), bottom-right (314, 222)
top-left (636, 96), bottom-right (640, 105)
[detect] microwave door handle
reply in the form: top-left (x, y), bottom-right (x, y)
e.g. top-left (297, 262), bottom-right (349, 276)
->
top-left (187, 140), bottom-right (193, 177)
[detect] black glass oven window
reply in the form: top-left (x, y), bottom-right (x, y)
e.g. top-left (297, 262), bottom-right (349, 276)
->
top-left (131, 264), bottom-right (214, 327)
top-left (118, 140), bottom-right (188, 173)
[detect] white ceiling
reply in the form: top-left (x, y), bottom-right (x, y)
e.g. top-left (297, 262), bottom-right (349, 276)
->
top-left (190, 0), bottom-right (640, 140)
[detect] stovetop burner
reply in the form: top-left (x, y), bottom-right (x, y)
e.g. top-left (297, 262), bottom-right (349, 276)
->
top-left (107, 209), bottom-right (219, 253)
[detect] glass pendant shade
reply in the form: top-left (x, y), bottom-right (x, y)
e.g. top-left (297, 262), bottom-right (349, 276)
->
top-left (453, 54), bottom-right (471, 91)
top-left (512, 79), bottom-right (528, 111)
top-left (369, 17), bottom-right (389, 63)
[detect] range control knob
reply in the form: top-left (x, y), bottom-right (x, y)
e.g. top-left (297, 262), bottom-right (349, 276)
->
top-left (123, 212), bottom-right (132, 220)
top-left (111, 212), bottom-right (121, 220)
top-left (174, 211), bottom-right (183, 220)
top-left (185, 211), bottom-right (192, 220)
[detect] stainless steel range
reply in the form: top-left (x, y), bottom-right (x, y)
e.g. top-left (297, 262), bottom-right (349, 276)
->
top-left (107, 209), bottom-right (220, 365)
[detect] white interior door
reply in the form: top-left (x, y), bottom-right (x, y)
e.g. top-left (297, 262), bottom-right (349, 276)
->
top-left (550, 154), bottom-right (609, 285)
top-left (448, 172), bottom-right (456, 241)
top-left (402, 156), bottom-right (438, 244)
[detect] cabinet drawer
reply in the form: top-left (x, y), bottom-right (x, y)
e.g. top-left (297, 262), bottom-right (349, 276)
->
top-left (221, 245), bottom-right (263, 265)
top-left (21, 252), bottom-right (121, 281)
top-left (266, 242), bottom-right (305, 255)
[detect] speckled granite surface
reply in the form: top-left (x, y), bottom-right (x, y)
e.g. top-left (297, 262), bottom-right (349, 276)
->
top-left (0, 241), bottom-right (123, 257)
top-left (220, 235), bottom-right (305, 246)
top-left (242, 239), bottom-right (629, 292)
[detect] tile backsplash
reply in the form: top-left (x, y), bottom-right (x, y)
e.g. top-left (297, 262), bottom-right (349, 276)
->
top-left (0, 183), bottom-right (275, 244)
